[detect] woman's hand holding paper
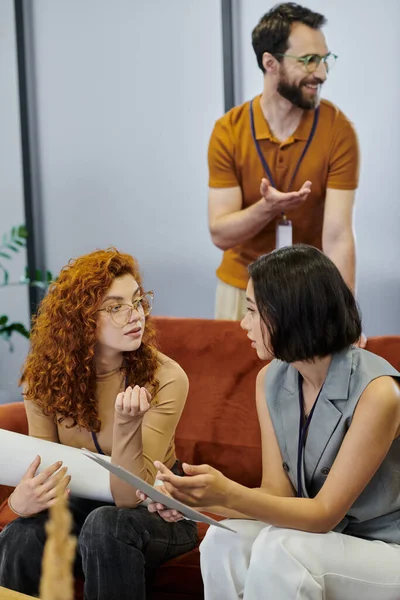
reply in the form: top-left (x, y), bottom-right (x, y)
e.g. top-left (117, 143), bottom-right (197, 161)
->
top-left (153, 461), bottom-right (232, 508)
top-left (9, 455), bottom-right (71, 517)
top-left (136, 474), bottom-right (185, 523)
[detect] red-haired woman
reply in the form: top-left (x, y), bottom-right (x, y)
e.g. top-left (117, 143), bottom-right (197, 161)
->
top-left (0, 248), bottom-right (197, 599)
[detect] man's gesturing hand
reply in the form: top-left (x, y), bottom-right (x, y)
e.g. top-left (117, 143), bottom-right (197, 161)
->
top-left (260, 177), bottom-right (312, 214)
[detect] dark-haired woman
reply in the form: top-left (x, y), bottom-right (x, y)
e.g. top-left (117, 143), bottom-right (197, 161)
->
top-left (0, 248), bottom-right (197, 600)
top-left (151, 245), bottom-right (400, 600)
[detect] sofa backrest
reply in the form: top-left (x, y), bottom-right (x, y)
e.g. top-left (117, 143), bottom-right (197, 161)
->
top-left (153, 318), bottom-right (400, 488)
top-left (153, 317), bottom-right (265, 487)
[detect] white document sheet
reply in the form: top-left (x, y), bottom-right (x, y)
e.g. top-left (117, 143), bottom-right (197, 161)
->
top-left (0, 428), bottom-right (113, 502)
top-left (82, 449), bottom-right (237, 533)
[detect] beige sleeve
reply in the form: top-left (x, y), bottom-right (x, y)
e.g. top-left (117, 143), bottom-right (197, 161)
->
top-left (110, 358), bottom-right (189, 508)
top-left (24, 399), bottom-right (59, 443)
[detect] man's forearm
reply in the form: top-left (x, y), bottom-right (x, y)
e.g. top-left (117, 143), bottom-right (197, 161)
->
top-left (210, 199), bottom-right (276, 251)
top-left (323, 235), bottom-right (356, 294)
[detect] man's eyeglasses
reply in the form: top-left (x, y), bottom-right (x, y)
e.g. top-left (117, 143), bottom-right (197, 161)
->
top-left (97, 291), bottom-right (154, 327)
top-left (274, 52), bottom-right (338, 74)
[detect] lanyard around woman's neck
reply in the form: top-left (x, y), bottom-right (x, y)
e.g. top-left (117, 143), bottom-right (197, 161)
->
top-left (296, 372), bottom-right (324, 498)
top-left (91, 373), bottom-right (128, 455)
top-left (249, 98), bottom-right (320, 192)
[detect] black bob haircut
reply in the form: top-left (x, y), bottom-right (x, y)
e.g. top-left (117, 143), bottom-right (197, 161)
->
top-left (248, 244), bottom-right (362, 363)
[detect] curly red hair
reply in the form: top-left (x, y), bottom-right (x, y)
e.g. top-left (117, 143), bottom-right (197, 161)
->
top-left (21, 248), bottom-right (159, 432)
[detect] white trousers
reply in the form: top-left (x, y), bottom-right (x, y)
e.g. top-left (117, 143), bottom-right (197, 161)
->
top-left (200, 520), bottom-right (400, 600)
top-left (215, 280), bottom-right (247, 321)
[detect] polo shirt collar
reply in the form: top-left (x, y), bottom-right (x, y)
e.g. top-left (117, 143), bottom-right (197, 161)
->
top-left (252, 94), bottom-right (317, 142)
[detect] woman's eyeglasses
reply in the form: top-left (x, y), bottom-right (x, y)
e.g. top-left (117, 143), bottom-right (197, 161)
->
top-left (97, 291), bottom-right (154, 326)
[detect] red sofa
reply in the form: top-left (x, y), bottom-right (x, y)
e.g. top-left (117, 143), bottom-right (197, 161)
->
top-left (0, 317), bottom-right (399, 599)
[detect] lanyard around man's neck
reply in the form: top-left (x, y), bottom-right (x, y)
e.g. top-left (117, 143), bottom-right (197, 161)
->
top-left (249, 98), bottom-right (320, 192)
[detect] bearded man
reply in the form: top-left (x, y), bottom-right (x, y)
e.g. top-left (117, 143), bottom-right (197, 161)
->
top-left (208, 2), bottom-right (362, 343)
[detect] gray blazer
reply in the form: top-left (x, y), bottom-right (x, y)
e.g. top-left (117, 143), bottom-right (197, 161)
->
top-left (265, 347), bottom-right (400, 544)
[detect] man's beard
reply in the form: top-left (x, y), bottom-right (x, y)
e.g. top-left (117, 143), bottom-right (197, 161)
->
top-left (277, 71), bottom-right (322, 110)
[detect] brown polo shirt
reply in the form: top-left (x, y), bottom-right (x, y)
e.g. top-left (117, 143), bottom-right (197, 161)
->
top-left (208, 95), bottom-right (359, 290)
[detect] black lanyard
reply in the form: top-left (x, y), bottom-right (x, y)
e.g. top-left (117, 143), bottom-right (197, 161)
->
top-left (296, 373), bottom-right (323, 498)
top-left (249, 98), bottom-right (319, 192)
top-left (91, 373), bottom-right (128, 455)
top-left (91, 431), bottom-right (105, 455)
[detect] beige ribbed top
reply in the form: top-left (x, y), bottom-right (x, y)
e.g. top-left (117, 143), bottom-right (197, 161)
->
top-left (24, 352), bottom-right (188, 507)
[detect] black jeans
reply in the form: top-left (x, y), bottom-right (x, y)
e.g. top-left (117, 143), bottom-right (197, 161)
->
top-left (0, 497), bottom-right (198, 599)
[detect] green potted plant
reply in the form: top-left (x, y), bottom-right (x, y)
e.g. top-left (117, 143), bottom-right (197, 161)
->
top-left (0, 225), bottom-right (52, 351)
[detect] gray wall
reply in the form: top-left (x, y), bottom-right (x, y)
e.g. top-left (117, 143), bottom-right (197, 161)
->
top-left (31, 0), bottom-right (224, 318)
top-left (0, 0), bottom-right (30, 402)
top-left (234, 0), bottom-right (400, 336)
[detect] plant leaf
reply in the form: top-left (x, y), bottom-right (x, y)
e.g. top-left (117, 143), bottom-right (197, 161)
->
top-left (1, 269), bottom-right (9, 285)
top-left (17, 225), bottom-right (28, 239)
top-left (0, 252), bottom-right (11, 260)
top-left (5, 244), bottom-right (19, 253)
top-left (0, 328), bottom-right (13, 351)
top-left (0, 322), bottom-right (30, 338)
top-left (10, 323), bottom-right (30, 338)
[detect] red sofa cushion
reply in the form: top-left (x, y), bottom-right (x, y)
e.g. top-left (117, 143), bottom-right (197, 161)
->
top-left (154, 317), bottom-right (264, 488)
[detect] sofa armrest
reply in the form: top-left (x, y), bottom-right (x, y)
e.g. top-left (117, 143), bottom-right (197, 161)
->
top-left (0, 485), bottom-right (14, 507)
top-left (0, 401), bottom-right (28, 434)
top-left (0, 402), bottom-right (29, 530)
top-left (0, 486), bottom-right (17, 530)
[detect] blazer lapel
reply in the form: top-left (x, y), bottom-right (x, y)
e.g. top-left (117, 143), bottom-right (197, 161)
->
top-left (303, 349), bottom-right (353, 489)
top-left (273, 349), bottom-right (354, 496)
top-left (298, 349), bottom-right (353, 495)
top-left (303, 394), bottom-right (342, 488)
top-left (279, 388), bottom-right (300, 481)
top-left (273, 365), bottom-right (300, 486)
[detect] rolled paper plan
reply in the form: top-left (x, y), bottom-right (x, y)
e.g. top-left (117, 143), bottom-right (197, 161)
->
top-left (0, 429), bottom-right (112, 502)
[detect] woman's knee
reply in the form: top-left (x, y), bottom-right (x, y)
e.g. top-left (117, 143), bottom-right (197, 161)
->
top-left (200, 519), bottom-right (266, 563)
top-left (251, 526), bottom-right (320, 569)
top-left (0, 518), bottom-right (45, 565)
top-left (200, 523), bottom-right (231, 557)
top-left (200, 525), bottom-right (234, 576)
top-left (80, 506), bottom-right (119, 540)
top-left (79, 506), bottom-right (146, 552)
